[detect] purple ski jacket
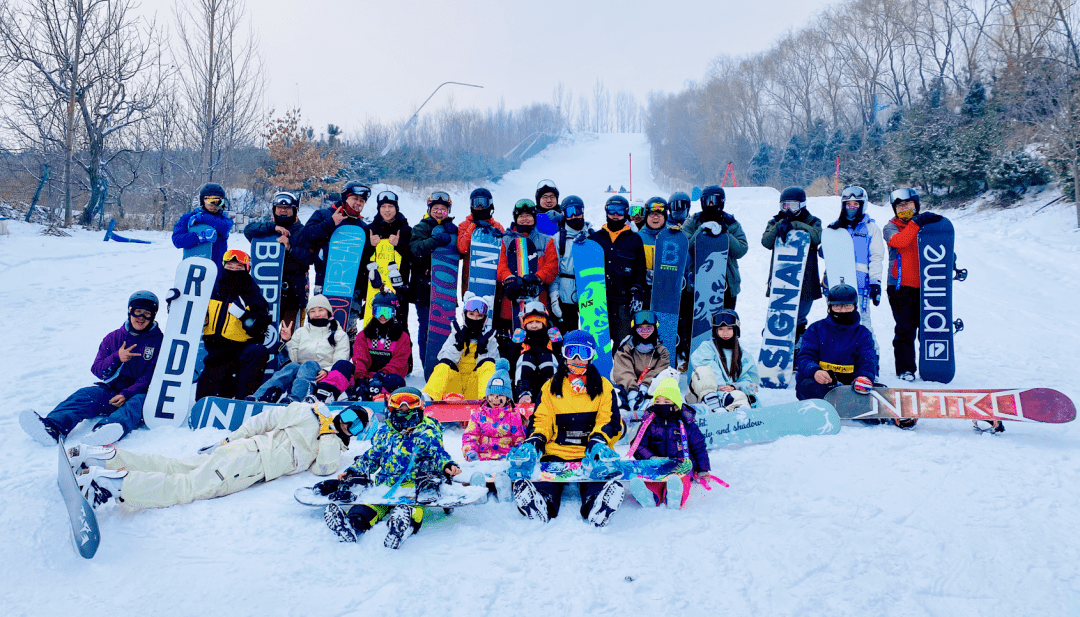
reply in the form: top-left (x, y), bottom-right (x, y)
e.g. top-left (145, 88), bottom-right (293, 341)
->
top-left (91, 322), bottom-right (164, 399)
top-left (631, 405), bottom-right (711, 474)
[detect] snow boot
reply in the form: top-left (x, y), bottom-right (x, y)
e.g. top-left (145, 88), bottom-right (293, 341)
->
top-left (665, 475), bottom-right (684, 510)
top-left (84, 423), bottom-right (124, 446)
top-left (324, 504), bottom-right (357, 543)
top-left (67, 444), bottom-right (115, 472)
top-left (973, 420), bottom-right (1005, 434)
top-left (19, 409), bottom-right (59, 447)
top-left (898, 371), bottom-right (915, 382)
top-left (513, 479), bottom-right (550, 523)
top-left (628, 477), bottom-right (658, 507)
top-left (494, 473), bottom-right (512, 503)
top-left (77, 467), bottom-right (126, 509)
top-left (258, 386), bottom-right (284, 404)
top-left (383, 505), bottom-right (421, 549)
top-left (894, 418), bottom-right (918, 430)
top-left (586, 479), bottom-right (625, 528)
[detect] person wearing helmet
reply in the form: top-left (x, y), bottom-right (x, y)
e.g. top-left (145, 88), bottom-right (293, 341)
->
top-left (636, 197), bottom-right (671, 305)
top-left (883, 187), bottom-right (943, 382)
top-left (172, 183), bottom-right (234, 271)
top-left (668, 191), bottom-right (691, 229)
top-left (359, 189), bottom-right (412, 333)
top-left (409, 190), bottom-right (460, 367)
top-left (323, 387), bottom-right (461, 548)
top-left (510, 301), bottom-right (563, 405)
top-left (456, 188), bottom-right (506, 297)
top-left (423, 292), bottom-right (501, 401)
top-left (612, 310), bottom-right (671, 416)
top-left (684, 185), bottom-right (749, 309)
top-left (667, 191), bottom-right (694, 367)
top-left (761, 187), bottom-right (823, 347)
top-left (196, 250), bottom-right (273, 401)
top-left (70, 394), bottom-right (365, 512)
top-left (628, 201), bottom-right (647, 231)
top-left (827, 186), bottom-right (885, 334)
top-left (350, 291), bottom-right (411, 401)
top-left (794, 284), bottom-right (883, 414)
top-left (20, 291), bottom-right (164, 447)
top-left (294, 181), bottom-right (370, 295)
top-left (548, 195), bottom-right (593, 332)
top-left (244, 191), bottom-right (311, 329)
top-left (496, 198), bottom-right (558, 360)
top-left (687, 309), bottom-right (759, 410)
top-left (589, 195), bottom-right (648, 348)
top-left (534, 179), bottom-right (562, 235)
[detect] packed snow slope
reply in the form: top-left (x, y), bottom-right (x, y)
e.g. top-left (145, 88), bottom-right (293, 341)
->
top-left (2, 133), bottom-right (1079, 617)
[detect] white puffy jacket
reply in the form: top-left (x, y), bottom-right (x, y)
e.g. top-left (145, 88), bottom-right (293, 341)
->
top-left (286, 321), bottom-right (350, 368)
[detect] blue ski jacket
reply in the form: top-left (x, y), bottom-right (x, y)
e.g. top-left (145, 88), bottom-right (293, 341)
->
top-left (795, 313), bottom-right (878, 385)
top-left (172, 209), bottom-right (233, 269)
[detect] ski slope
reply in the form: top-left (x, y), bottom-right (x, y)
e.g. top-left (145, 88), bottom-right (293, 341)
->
top-left (2, 133), bottom-right (1079, 616)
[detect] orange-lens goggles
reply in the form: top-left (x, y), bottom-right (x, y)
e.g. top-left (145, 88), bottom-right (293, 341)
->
top-left (223, 249), bottom-right (251, 268)
top-left (203, 196), bottom-right (223, 206)
top-left (388, 391), bottom-right (423, 411)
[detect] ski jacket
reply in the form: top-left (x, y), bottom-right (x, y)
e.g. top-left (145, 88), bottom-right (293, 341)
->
top-left (883, 217), bottom-right (920, 289)
top-left (294, 204), bottom-right (368, 288)
top-left (513, 328), bottom-right (562, 402)
top-left (631, 405), bottom-right (710, 474)
top-left (527, 371), bottom-right (621, 461)
top-left (352, 322), bottom-right (411, 381)
top-left (461, 402), bottom-right (527, 461)
top-left (549, 223), bottom-right (594, 305)
top-left (243, 217), bottom-right (311, 280)
top-left (408, 215), bottom-right (459, 307)
top-left (589, 225), bottom-right (647, 302)
top-left (361, 211), bottom-right (412, 293)
top-left (761, 209), bottom-right (823, 301)
top-left (688, 340), bottom-right (759, 398)
top-left (826, 214), bottom-right (884, 292)
top-left (496, 227), bottom-right (558, 320)
top-left (456, 215), bottom-right (505, 297)
top-left (345, 416), bottom-right (454, 485)
top-left (436, 320), bottom-right (500, 372)
top-left (611, 339), bottom-right (670, 391)
top-left (684, 213), bottom-right (749, 296)
top-left (91, 322), bottom-right (164, 400)
top-left (795, 312), bottom-right (878, 385)
top-left (203, 276), bottom-right (272, 349)
top-left (285, 319), bottom-right (350, 369)
top-left (172, 209), bottom-right (233, 270)
top-left (227, 401), bottom-right (346, 480)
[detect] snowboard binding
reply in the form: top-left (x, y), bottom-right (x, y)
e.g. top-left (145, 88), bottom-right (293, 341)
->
top-left (953, 318), bottom-right (964, 333)
top-left (954, 267), bottom-right (968, 281)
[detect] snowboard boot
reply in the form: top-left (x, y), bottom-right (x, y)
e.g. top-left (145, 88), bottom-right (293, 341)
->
top-left (324, 504), bottom-right (357, 543)
top-left (84, 423), bottom-right (124, 447)
top-left (383, 505), bottom-right (422, 549)
top-left (257, 386), bottom-right (284, 403)
top-left (513, 479), bottom-right (550, 523)
top-left (19, 409), bottom-right (60, 446)
top-left (973, 420), bottom-right (1005, 434)
top-left (894, 418), bottom-right (918, 430)
top-left (628, 477), bottom-right (658, 507)
top-left (77, 467), bottom-right (126, 509)
top-left (493, 473), bottom-right (512, 503)
top-left (586, 479), bottom-right (625, 528)
top-left (665, 474), bottom-right (684, 510)
top-left (414, 472), bottom-right (444, 505)
top-left (67, 444), bottom-right (116, 472)
top-left (898, 371), bottom-right (916, 382)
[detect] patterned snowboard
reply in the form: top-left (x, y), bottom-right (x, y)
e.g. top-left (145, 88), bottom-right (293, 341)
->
top-left (757, 230), bottom-right (811, 389)
top-left (573, 238), bottom-right (614, 377)
top-left (825, 387), bottom-right (1076, 423)
top-left (692, 232), bottom-right (729, 356)
top-left (506, 458), bottom-right (682, 483)
top-left (467, 225), bottom-right (502, 301)
top-left (362, 239), bottom-right (403, 328)
top-left (693, 399), bottom-right (841, 449)
top-left (183, 223), bottom-right (215, 259)
top-left (652, 227), bottom-right (689, 360)
top-left (425, 242), bottom-right (460, 379)
top-left (58, 437), bottom-right (100, 559)
top-left (323, 226), bottom-right (366, 331)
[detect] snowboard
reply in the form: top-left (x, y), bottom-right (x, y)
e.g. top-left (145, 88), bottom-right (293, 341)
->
top-left (821, 227), bottom-right (862, 308)
top-left (757, 230), bottom-right (811, 389)
top-left (536, 211), bottom-right (560, 236)
top-left (249, 234), bottom-right (285, 379)
top-left (294, 480), bottom-right (488, 508)
top-left (57, 437), bottom-right (100, 559)
top-left (184, 223), bottom-right (215, 259)
top-left (651, 228), bottom-right (689, 358)
top-left (506, 458), bottom-right (682, 483)
top-left (143, 256), bottom-right (217, 428)
top-left (323, 226), bottom-right (366, 332)
top-left (572, 238), bottom-right (614, 377)
top-left (467, 225), bottom-right (501, 301)
top-left (825, 387), bottom-right (1076, 424)
top-left (508, 234), bottom-right (538, 331)
top-left (362, 239), bottom-right (403, 328)
top-left (917, 217), bottom-right (958, 383)
top-left (425, 242), bottom-right (460, 379)
top-left (691, 232), bottom-right (729, 357)
top-left (693, 399), bottom-right (841, 449)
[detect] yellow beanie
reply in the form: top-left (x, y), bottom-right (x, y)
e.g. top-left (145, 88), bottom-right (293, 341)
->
top-left (651, 377), bottom-right (683, 408)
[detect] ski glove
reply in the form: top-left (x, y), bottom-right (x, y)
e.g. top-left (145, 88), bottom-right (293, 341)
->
top-left (197, 228), bottom-right (217, 243)
top-left (432, 229), bottom-right (452, 247)
top-left (503, 276), bottom-right (525, 301)
top-left (522, 273), bottom-right (543, 295)
top-left (912, 212), bottom-right (943, 226)
top-left (775, 220), bottom-right (793, 242)
top-left (464, 450), bottom-right (479, 462)
top-left (869, 283), bottom-right (882, 306)
top-left (701, 221), bottom-right (723, 236)
top-left (551, 298), bottom-right (563, 319)
top-left (629, 286), bottom-right (645, 313)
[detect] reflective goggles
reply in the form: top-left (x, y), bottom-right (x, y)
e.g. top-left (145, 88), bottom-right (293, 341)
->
top-left (563, 342), bottom-right (597, 362)
top-left (563, 202), bottom-right (584, 218)
top-left (388, 390), bottom-right (424, 412)
top-left (203, 196), bottom-right (223, 207)
top-left (780, 200), bottom-right (802, 211)
top-left (129, 308), bottom-right (153, 319)
top-left (463, 298), bottom-right (489, 316)
top-left (377, 190), bottom-right (399, 205)
top-left (645, 200), bottom-right (667, 213)
top-left (343, 185), bottom-right (371, 200)
top-left (629, 204), bottom-right (645, 217)
top-left (373, 306), bottom-right (395, 321)
top-left (470, 196), bottom-right (493, 209)
top-left (338, 408), bottom-right (368, 436)
top-left (669, 198), bottom-right (690, 212)
top-left (890, 188), bottom-right (918, 205)
top-left (713, 310), bottom-right (739, 328)
top-left (428, 191), bottom-right (451, 206)
top-left (841, 186), bottom-right (867, 202)
top-left (605, 203), bottom-right (628, 217)
top-left (702, 193), bottom-right (724, 208)
top-left (536, 179), bottom-right (557, 193)
top-left (222, 249), bottom-right (251, 268)
top-left (272, 192), bottom-right (298, 207)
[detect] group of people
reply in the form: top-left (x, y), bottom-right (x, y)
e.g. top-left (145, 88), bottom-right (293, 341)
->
top-left (20, 177), bottom-right (960, 550)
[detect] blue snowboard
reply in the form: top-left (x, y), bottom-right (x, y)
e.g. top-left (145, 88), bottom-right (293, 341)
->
top-left (651, 228), bottom-right (689, 357)
top-left (693, 399), bottom-right (840, 449)
top-left (467, 225), bottom-right (502, 302)
top-left (184, 223), bottom-right (215, 259)
top-left (573, 238), bottom-right (614, 378)
top-left (757, 230), bottom-right (811, 388)
top-left (917, 216), bottom-right (957, 383)
top-left (58, 437), bottom-right (100, 559)
top-left (250, 234), bottom-right (285, 379)
top-left (425, 242), bottom-right (460, 379)
top-left (691, 232), bottom-right (729, 357)
top-left (507, 457), bottom-right (682, 483)
top-left (323, 226), bottom-right (366, 331)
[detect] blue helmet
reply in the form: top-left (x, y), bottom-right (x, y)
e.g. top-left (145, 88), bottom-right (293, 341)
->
top-left (562, 329), bottom-right (599, 362)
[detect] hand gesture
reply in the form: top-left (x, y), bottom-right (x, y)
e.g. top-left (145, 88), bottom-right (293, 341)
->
top-left (275, 226), bottom-right (291, 237)
top-left (369, 233), bottom-right (382, 247)
top-left (118, 342), bottom-right (138, 363)
top-left (277, 234), bottom-right (291, 249)
top-left (280, 321), bottom-right (293, 342)
top-left (332, 207), bottom-right (346, 226)
top-left (388, 231), bottom-right (400, 247)
top-left (444, 464), bottom-right (462, 476)
top-left (109, 394), bottom-right (126, 407)
top-left (814, 370), bottom-right (833, 385)
top-left (316, 370), bottom-right (328, 382)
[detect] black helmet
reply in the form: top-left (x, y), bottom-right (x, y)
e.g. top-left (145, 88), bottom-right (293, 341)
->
top-left (700, 185), bottom-right (726, 211)
top-left (890, 188), bottom-right (921, 214)
top-left (470, 188), bottom-right (493, 210)
top-left (561, 195), bottom-right (585, 218)
top-left (341, 182), bottom-right (371, 202)
top-left (271, 191), bottom-right (299, 210)
top-left (128, 290), bottom-right (160, 317)
top-left (535, 179), bottom-right (559, 204)
top-left (513, 198), bottom-right (537, 218)
top-left (376, 190), bottom-right (399, 207)
top-left (711, 309), bottom-right (740, 338)
top-left (780, 187), bottom-right (807, 204)
top-left (644, 196), bottom-right (668, 216)
top-left (199, 182), bottom-right (226, 202)
top-left (669, 191), bottom-right (691, 212)
top-left (605, 194), bottom-right (630, 217)
top-left (827, 283), bottom-right (859, 306)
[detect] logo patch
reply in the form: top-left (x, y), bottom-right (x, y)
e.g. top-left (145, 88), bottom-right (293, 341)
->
top-left (924, 341), bottom-right (949, 361)
top-left (143, 346), bottom-right (156, 361)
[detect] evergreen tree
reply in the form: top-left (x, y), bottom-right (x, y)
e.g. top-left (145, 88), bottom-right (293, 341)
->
top-left (779, 134), bottom-right (804, 186)
top-left (749, 142), bottom-right (775, 186)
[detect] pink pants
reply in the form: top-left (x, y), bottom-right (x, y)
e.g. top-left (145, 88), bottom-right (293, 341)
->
top-left (643, 474), bottom-right (693, 508)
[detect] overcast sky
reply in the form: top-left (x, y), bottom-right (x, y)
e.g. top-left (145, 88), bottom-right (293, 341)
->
top-left (137, 0), bottom-right (837, 136)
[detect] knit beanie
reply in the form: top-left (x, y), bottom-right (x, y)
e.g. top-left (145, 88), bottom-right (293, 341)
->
top-left (485, 358), bottom-right (514, 399)
top-left (651, 377), bottom-right (683, 408)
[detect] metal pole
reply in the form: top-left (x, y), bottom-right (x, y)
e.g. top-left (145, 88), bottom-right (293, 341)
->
top-left (380, 81), bottom-right (483, 157)
top-left (629, 153), bottom-right (632, 202)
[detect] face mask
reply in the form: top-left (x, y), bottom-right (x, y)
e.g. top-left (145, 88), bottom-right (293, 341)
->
top-left (308, 317), bottom-right (330, 328)
top-left (652, 403), bottom-right (678, 419)
top-left (566, 218), bottom-right (585, 231)
top-left (830, 310), bottom-right (858, 326)
top-left (896, 209), bottom-right (915, 222)
top-left (844, 205), bottom-right (861, 220)
top-left (516, 223), bottom-right (535, 235)
top-left (274, 213), bottom-right (296, 227)
top-left (606, 217), bottom-right (626, 231)
top-left (472, 208), bottom-right (492, 221)
top-left (389, 410), bottom-right (421, 433)
top-left (567, 359), bottom-right (588, 375)
top-left (221, 269), bottom-right (247, 289)
top-left (464, 317), bottom-right (485, 334)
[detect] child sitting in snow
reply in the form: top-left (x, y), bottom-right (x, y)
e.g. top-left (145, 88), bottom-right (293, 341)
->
top-left (687, 309), bottom-right (759, 410)
top-left (626, 378), bottom-right (711, 509)
top-left (461, 360), bottom-right (527, 502)
top-left (423, 292), bottom-right (500, 401)
top-left (510, 302), bottom-right (562, 404)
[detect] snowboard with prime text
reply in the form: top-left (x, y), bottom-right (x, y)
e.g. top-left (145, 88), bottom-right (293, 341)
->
top-left (693, 399), bottom-right (841, 449)
top-left (825, 387), bottom-right (1076, 423)
top-left (143, 256), bottom-right (217, 428)
top-left (572, 238), bottom-right (614, 377)
top-left (757, 230), bottom-right (811, 388)
top-left (691, 231), bottom-right (729, 356)
top-left (58, 437), bottom-right (101, 559)
top-left (917, 216), bottom-right (959, 383)
top-left (651, 227), bottom-right (689, 360)
top-left (249, 234), bottom-right (285, 380)
top-left (323, 226), bottom-right (366, 331)
top-left (425, 241), bottom-right (460, 379)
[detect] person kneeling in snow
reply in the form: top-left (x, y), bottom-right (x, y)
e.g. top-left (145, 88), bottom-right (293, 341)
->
top-left (625, 378), bottom-right (711, 509)
top-left (70, 386), bottom-right (367, 510)
top-left (323, 387), bottom-right (462, 549)
top-left (423, 292), bottom-right (499, 401)
top-left (511, 330), bottom-right (625, 528)
top-left (20, 291), bottom-right (164, 447)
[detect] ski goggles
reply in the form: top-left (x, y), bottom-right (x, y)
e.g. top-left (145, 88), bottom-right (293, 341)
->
top-left (129, 308), bottom-right (154, 319)
top-left (338, 407), bottom-right (368, 436)
top-left (890, 188), bottom-right (919, 205)
top-left (632, 310), bottom-right (658, 327)
top-left (388, 390), bottom-right (424, 412)
top-left (702, 193), bottom-right (724, 208)
top-left (563, 202), bottom-right (584, 218)
top-left (470, 196), bottom-right (493, 209)
top-left (605, 203), bottom-right (628, 217)
top-left (202, 196), bottom-right (223, 207)
top-left (377, 190), bottom-right (399, 205)
top-left (427, 191), bottom-right (451, 207)
top-left (373, 305), bottom-right (395, 321)
top-left (272, 192), bottom-right (298, 208)
top-left (713, 310), bottom-right (739, 328)
top-left (669, 198), bottom-right (690, 212)
top-left (841, 186), bottom-right (867, 203)
top-left (463, 297), bottom-right (489, 316)
top-left (629, 204), bottom-right (645, 217)
top-left (780, 200), bottom-right (802, 211)
top-left (222, 249), bottom-right (251, 268)
top-left (536, 179), bottom-right (557, 194)
top-left (645, 200), bottom-right (667, 214)
top-left (563, 342), bottom-right (597, 362)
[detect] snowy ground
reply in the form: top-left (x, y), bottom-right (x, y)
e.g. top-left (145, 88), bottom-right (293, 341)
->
top-left (2, 134), bottom-right (1079, 616)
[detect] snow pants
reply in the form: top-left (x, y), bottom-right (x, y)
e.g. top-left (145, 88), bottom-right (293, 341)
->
top-left (416, 303), bottom-right (430, 371)
top-left (641, 474), bottom-right (693, 508)
top-left (534, 479), bottom-right (606, 520)
top-left (252, 360), bottom-right (322, 401)
top-left (796, 379), bottom-right (840, 402)
top-left (107, 440), bottom-right (266, 509)
top-left (887, 285), bottom-right (919, 375)
top-left (196, 342), bottom-right (270, 400)
top-left (46, 384), bottom-right (145, 439)
top-left (423, 361), bottom-right (495, 401)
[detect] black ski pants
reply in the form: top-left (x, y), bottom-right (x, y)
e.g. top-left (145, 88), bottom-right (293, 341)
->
top-left (535, 480), bottom-right (606, 520)
top-left (196, 342), bottom-right (270, 400)
top-left (887, 285), bottom-right (920, 375)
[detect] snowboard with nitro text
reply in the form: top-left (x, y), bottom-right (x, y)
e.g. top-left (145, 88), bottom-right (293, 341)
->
top-left (825, 387), bottom-right (1076, 423)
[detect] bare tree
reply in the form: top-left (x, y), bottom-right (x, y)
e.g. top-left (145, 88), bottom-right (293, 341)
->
top-left (592, 78), bottom-right (610, 133)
